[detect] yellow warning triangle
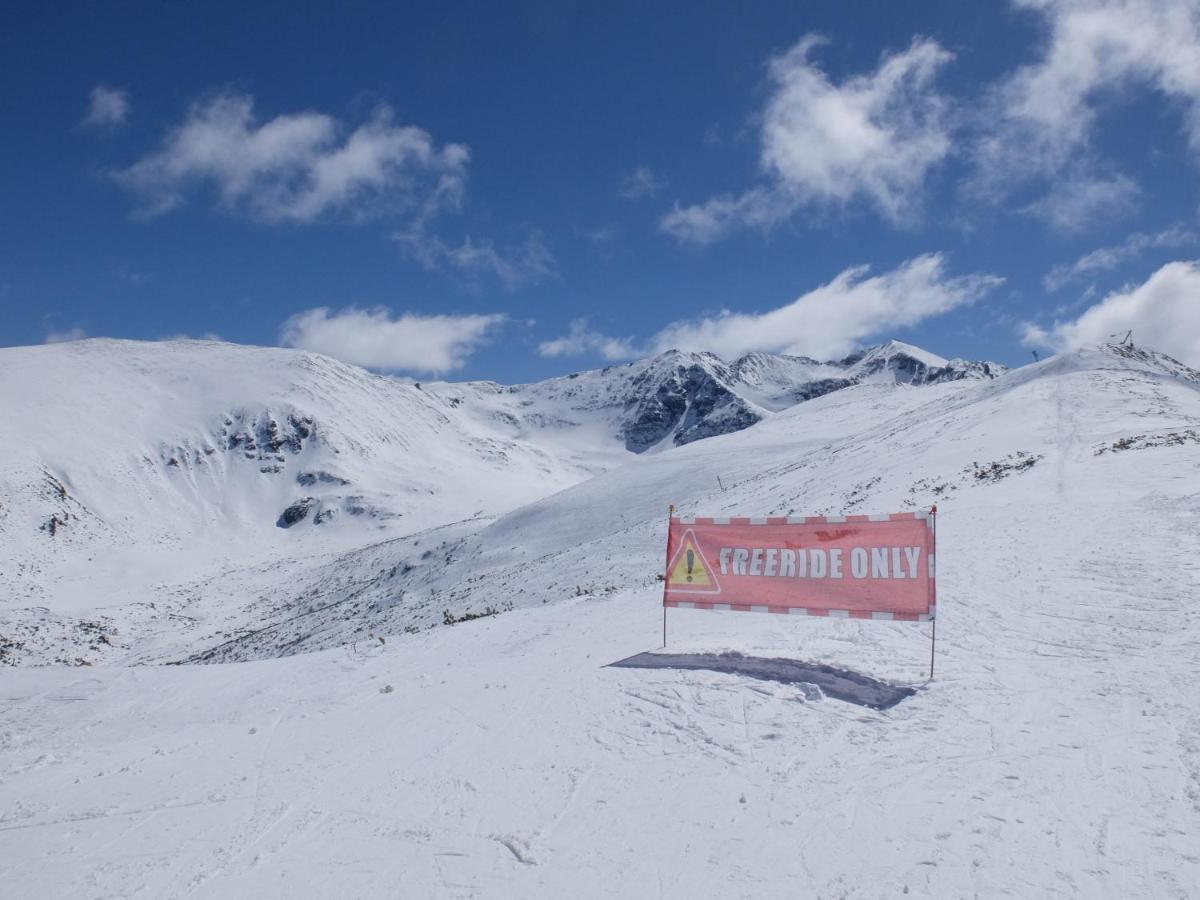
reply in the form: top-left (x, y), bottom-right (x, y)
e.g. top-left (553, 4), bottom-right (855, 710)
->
top-left (666, 532), bottom-right (720, 593)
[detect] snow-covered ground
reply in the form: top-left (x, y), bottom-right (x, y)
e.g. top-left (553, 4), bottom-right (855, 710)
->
top-left (0, 338), bottom-right (640, 612)
top-left (2, 340), bottom-right (1199, 897)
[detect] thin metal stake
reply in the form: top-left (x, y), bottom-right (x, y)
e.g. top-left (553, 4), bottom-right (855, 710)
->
top-left (929, 505), bottom-right (938, 680)
top-left (662, 504), bottom-right (675, 649)
top-left (929, 617), bottom-right (936, 680)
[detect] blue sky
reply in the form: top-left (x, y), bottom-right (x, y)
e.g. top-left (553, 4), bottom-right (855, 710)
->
top-left (4, 0), bottom-right (1200, 380)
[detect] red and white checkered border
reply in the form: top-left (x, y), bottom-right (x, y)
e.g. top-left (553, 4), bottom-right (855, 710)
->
top-left (663, 599), bottom-right (935, 622)
top-left (672, 510), bottom-right (934, 528)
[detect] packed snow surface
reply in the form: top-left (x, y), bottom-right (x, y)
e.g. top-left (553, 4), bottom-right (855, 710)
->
top-left (2, 339), bottom-right (1199, 897)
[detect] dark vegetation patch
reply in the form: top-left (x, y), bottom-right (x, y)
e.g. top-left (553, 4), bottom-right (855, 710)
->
top-left (905, 451), bottom-right (1044, 505)
top-left (1095, 429), bottom-right (1200, 455)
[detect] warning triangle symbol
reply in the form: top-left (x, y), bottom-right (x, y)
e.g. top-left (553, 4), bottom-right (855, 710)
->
top-left (666, 530), bottom-right (721, 595)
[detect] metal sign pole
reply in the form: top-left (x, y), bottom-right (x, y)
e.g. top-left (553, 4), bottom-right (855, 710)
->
top-left (929, 505), bottom-right (937, 680)
top-left (929, 617), bottom-right (937, 680)
top-left (662, 504), bottom-right (675, 648)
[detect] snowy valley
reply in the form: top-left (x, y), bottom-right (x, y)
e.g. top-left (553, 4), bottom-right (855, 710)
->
top-left (2, 338), bottom-right (1199, 897)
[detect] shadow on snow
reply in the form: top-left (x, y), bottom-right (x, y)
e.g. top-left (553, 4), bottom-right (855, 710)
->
top-left (607, 650), bottom-right (917, 711)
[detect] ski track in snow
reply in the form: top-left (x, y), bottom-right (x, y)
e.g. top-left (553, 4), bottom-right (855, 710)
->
top-left (1, 343), bottom-right (1199, 896)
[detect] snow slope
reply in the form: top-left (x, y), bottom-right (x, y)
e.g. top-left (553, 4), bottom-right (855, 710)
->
top-left (2, 488), bottom-right (1199, 896)
top-left (0, 337), bottom-right (1000, 649)
top-left (116, 343), bottom-right (1195, 670)
top-left (0, 338), bottom-right (637, 613)
top-left (1, 342), bottom-right (1198, 897)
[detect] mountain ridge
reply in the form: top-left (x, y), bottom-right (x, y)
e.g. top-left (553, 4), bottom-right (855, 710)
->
top-left (427, 339), bottom-right (1008, 453)
top-left (101, 339), bottom-right (1200, 665)
top-left (3, 339), bottom-right (1195, 668)
top-left (0, 335), bottom-right (1005, 657)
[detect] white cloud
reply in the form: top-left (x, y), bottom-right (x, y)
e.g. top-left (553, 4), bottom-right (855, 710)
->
top-left (650, 253), bottom-right (1001, 359)
top-left (1044, 224), bottom-right (1197, 290)
top-left (395, 229), bottom-right (555, 289)
top-left (663, 36), bottom-right (954, 243)
top-left (974, 0), bottom-right (1200, 219)
top-left (83, 86), bottom-right (130, 129)
top-left (661, 188), bottom-right (793, 246)
top-left (1022, 259), bottom-right (1200, 365)
top-left (115, 93), bottom-right (469, 224)
top-left (161, 332), bottom-right (224, 342)
top-left (114, 267), bottom-right (151, 287)
top-left (759, 37), bottom-right (953, 219)
top-left (652, 4), bottom-right (1200, 241)
top-left (278, 307), bottom-right (504, 373)
top-left (537, 319), bottom-right (638, 361)
top-left (618, 167), bottom-right (667, 200)
top-left (46, 327), bottom-right (87, 343)
top-left (1021, 170), bottom-right (1139, 232)
top-left (536, 255), bottom-right (1000, 362)
top-left (574, 223), bottom-right (622, 251)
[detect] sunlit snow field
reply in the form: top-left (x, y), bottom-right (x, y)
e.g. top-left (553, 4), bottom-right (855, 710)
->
top-left (3, 341), bottom-right (1199, 897)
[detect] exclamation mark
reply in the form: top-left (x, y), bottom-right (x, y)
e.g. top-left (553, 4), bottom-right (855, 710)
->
top-left (686, 549), bottom-right (695, 582)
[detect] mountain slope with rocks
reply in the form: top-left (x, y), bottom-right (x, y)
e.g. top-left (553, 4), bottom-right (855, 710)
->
top-left (427, 339), bottom-right (1007, 455)
top-left (111, 341), bottom-right (1191, 666)
top-left (0, 337), bottom-right (1003, 617)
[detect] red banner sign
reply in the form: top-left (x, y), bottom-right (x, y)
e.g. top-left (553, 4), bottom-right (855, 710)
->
top-left (662, 511), bottom-right (936, 621)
